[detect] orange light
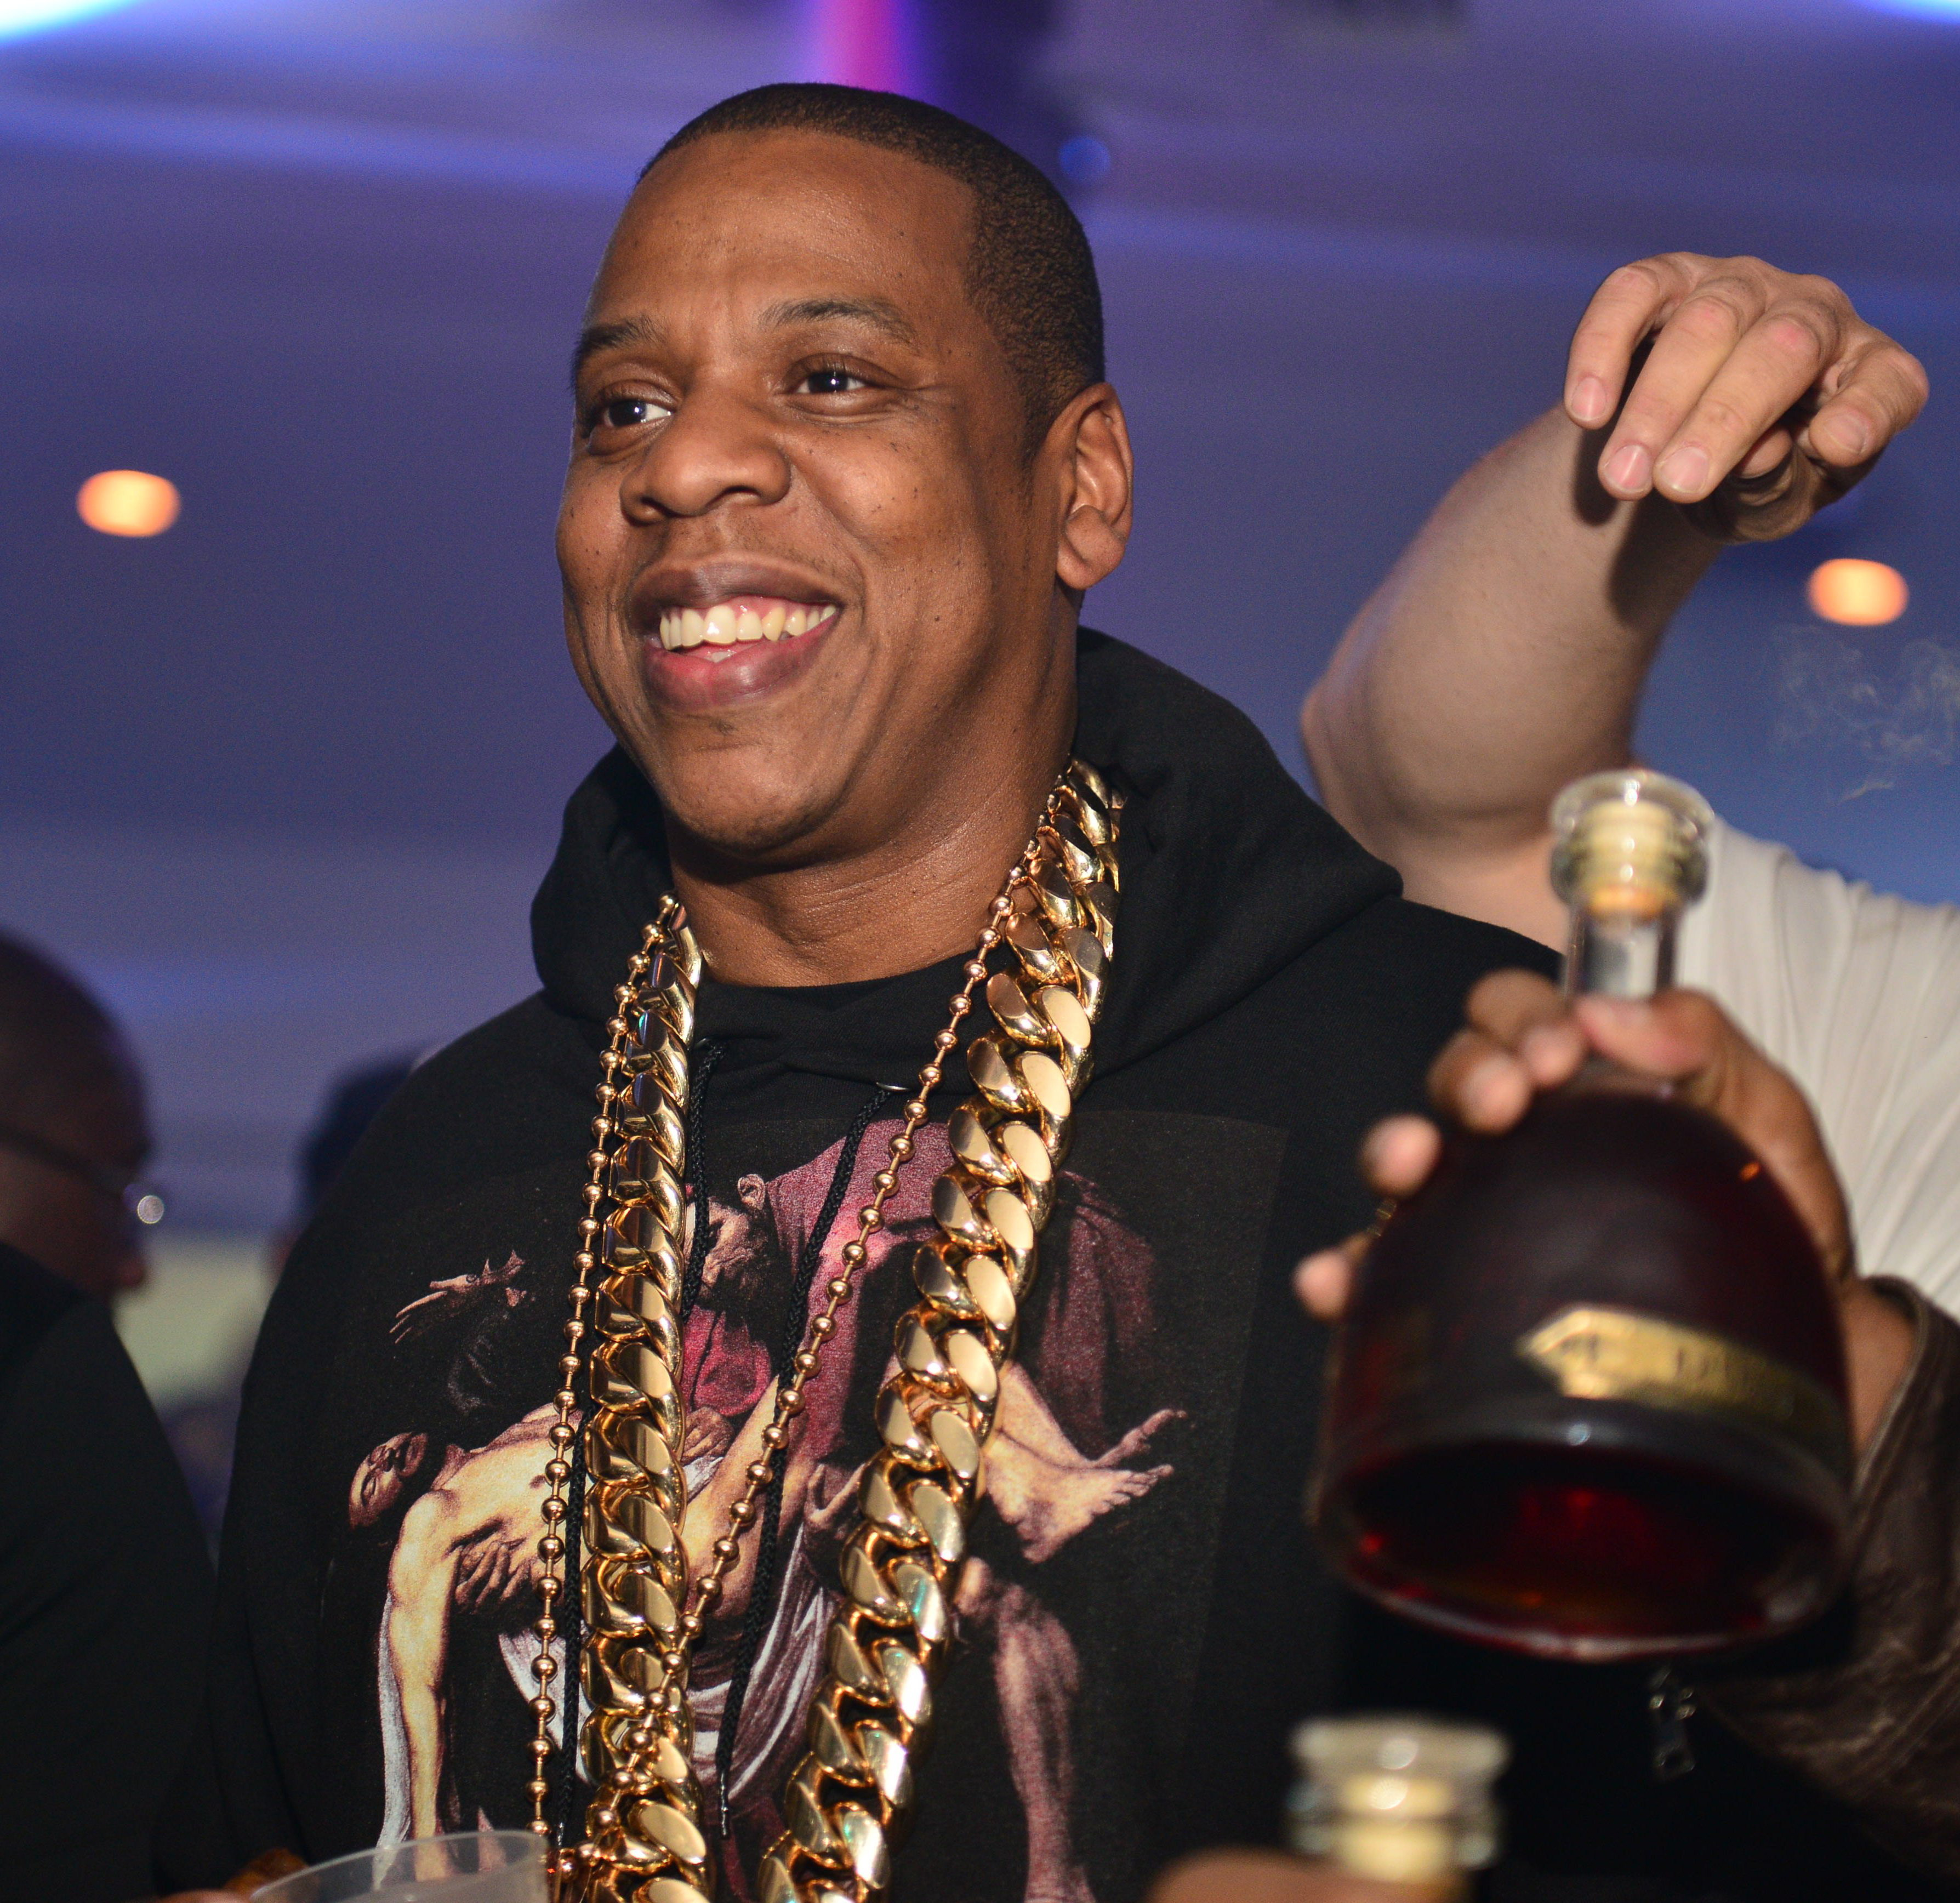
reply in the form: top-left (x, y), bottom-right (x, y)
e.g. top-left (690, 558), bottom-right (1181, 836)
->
top-left (1807, 558), bottom-right (1908, 626)
top-left (77, 469), bottom-right (180, 538)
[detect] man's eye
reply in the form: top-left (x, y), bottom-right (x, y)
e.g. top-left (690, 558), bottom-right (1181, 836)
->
top-left (800, 367), bottom-right (866, 395)
top-left (592, 396), bottom-right (666, 432)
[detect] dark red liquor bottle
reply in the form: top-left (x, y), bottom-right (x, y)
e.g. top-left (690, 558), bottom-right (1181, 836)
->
top-left (1315, 771), bottom-right (1853, 1659)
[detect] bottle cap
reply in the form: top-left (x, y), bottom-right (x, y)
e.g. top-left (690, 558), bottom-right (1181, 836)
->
top-left (1550, 770), bottom-right (1712, 918)
top-left (1287, 1715), bottom-right (1507, 1882)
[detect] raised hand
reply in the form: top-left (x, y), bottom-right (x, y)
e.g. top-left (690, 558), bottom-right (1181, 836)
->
top-left (1563, 253), bottom-right (1928, 540)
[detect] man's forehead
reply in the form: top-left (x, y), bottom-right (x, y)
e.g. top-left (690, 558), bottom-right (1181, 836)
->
top-left (596, 128), bottom-right (976, 309)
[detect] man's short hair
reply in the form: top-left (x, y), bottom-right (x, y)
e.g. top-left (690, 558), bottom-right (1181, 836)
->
top-left (648, 84), bottom-right (1106, 443)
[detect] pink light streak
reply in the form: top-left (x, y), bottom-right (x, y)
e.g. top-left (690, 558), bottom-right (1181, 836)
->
top-left (805, 0), bottom-right (922, 95)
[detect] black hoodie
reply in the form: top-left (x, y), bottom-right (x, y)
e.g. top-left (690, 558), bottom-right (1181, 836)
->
top-left (160, 635), bottom-right (1937, 1901)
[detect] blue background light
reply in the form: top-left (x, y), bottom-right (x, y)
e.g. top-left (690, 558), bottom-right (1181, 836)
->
top-left (1059, 135), bottom-right (1114, 186)
top-left (1858, 0), bottom-right (1960, 16)
top-left (0, 0), bottom-right (144, 38)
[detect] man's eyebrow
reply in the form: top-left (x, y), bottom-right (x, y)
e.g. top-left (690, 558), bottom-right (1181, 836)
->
top-left (759, 297), bottom-right (919, 344)
top-left (570, 315), bottom-right (663, 389)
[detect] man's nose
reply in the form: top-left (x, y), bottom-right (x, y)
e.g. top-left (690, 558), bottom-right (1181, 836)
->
top-left (621, 386), bottom-right (792, 521)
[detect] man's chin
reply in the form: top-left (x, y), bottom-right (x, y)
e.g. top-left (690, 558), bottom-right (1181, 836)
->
top-left (652, 766), bottom-right (860, 873)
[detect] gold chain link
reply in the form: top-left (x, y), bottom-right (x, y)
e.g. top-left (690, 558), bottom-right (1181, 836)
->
top-left (537, 760), bottom-right (1121, 1903)
top-left (525, 894), bottom-right (697, 1848)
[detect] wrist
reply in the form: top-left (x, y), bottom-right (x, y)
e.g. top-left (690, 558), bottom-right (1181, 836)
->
top-left (1840, 1279), bottom-right (1917, 1454)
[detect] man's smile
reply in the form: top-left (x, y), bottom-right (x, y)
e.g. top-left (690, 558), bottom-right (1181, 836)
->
top-left (653, 595), bottom-right (839, 653)
top-left (634, 582), bottom-right (844, 712)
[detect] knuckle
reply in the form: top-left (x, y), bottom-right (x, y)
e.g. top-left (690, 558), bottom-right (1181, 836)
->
top-left (1791, 269), bottom-right (1850, 308)
top-left (1672, 290), bottom-right (1749, 343)
top-left (1468, 970), bottom-right (1562, 1045)
top-left (1691, 394), bottom-right (1753, 442)
top-left (1663, 987), bottom-right (1729, 1043)
top-left (1895, 347), bottom-right (1933, 407)
top-left (1715, 254), bottom-right (1787, 297)
top-left (1466, 967), bottom-right (1533, 1020)
top-left (1601, 259), bottom-right (1665, 299)
top-left (1760, 310), bottom-right (1831, 363)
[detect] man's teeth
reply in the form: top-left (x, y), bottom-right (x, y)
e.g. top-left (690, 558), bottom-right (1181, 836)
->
top-left (656, 601), bottom-right (836, 652)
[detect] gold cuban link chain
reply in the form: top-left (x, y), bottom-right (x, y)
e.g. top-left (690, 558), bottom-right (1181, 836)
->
top-left (532, 759), bottom-right (1121, 1903)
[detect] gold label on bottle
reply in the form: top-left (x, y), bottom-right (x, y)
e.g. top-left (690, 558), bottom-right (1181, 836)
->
top-left (1517, 1306), bottom-right (1849, 1474)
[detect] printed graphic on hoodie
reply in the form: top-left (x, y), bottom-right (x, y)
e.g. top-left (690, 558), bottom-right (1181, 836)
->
top-left (332, 1110), bottom-right (1282, 1903)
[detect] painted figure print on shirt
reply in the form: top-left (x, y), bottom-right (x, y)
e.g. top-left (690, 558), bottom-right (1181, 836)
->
top-left (335, 1115), bottom-right (1213, 1903)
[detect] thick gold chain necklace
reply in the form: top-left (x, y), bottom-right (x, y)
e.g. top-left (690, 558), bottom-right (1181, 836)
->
top-left (527, 759), bottom-right (1121, 1903)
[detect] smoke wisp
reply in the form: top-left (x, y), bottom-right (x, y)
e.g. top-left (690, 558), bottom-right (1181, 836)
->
top-left (1773, 629), bottom-right (1960, 799)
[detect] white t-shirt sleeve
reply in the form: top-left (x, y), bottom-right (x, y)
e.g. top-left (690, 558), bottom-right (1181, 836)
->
top-left (1678, 817), bottom-right (1960, 1312)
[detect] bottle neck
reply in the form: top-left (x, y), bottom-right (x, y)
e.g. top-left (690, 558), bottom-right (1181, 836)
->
top-left (1565, 899), bottom-right (1682, 1001)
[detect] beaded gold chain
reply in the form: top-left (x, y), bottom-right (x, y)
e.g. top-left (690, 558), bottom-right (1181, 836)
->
top-left (528, 759), bottom-right (1121, 1903)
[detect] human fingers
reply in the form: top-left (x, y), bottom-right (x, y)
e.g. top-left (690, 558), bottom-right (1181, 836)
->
top-left (454, 1545), bottom-right (494, 1602)
top-left (1649, 294), bottom-right (1843, 503)
top-left (1295, 1117), bottom-right (1444, 1321)
top-left (1427, 971), bottom-right (1586, 1131)
top-left (1575, 990), bottom-right (1851, 1278)
top-left (479, 1546), bottom-right (516, 1608)
top-left (1296, 1232), bottom-right (1368, 1323)
top-left (1736, 424), bottom-right (1796, 481)
top-left (1462, 968), bottom-right (1589, 1075)
top-left (1575, 256), bottom-right (1927, 537)
top-left (1361, 1113), bottom-right (1444, 1194)
top-left (1596, 264), bottom-right (1775, 499)
top-left (1799, 329), bottom-right (1929, 475)
top-left (1655, 294), bottom-right (1924, 506)
top-left (1152, 1849), bottom-right (1436, 1903)
top-left (1564, 255), bottom-right (1694, 430)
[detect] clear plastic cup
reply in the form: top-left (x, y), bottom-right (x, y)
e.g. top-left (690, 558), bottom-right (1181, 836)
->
top-left (249, 1832), bottom-right (549, 1902)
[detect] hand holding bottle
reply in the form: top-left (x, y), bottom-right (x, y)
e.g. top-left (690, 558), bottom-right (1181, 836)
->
top-left (1297, 968), bottom-right (1911, 1452)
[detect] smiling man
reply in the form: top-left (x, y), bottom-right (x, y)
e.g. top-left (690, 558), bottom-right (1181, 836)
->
top-left (556, 106), bottom-right (1114, 994)
top-left (160, 86), bottom-right (1960, 1903)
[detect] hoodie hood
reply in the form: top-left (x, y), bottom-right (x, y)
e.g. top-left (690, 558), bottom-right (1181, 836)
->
top-left (530, 629), bottom-right (1398, 1081)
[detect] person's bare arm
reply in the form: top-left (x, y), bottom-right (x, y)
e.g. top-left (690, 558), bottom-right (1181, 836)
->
top-left (683, 1378), bottom-right (784, 1623)
top-left (1303, 255), bottom-right (1927, 948)
top-left (384, 1508), bottom-right (460, 1841)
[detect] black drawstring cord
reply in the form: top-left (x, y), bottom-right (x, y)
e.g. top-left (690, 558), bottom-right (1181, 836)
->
top-left (677, 1039), bottom-right (726, 1322)
top-left (713, 1083), bottom-right (897, 1837)
top-left (553, 1034), bottom-right (724, 1865)
top-left (549, 1404), bottom-right (589, 1858)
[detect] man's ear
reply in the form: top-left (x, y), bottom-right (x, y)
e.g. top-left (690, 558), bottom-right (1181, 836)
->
top-left (1050, 384), bottom-right (1134, 592)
